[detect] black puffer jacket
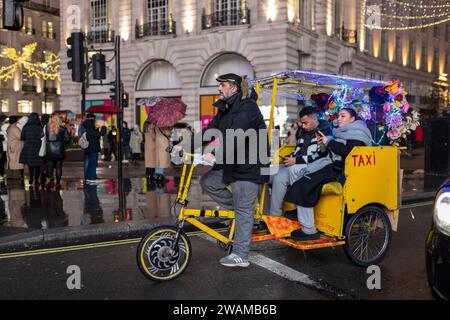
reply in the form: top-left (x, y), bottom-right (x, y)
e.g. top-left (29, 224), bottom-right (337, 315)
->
top-left (83, 119), bottom-right (106, 155)
top-left (19, 113), bottom-right (44, 167)
top-left (190, 91), bottom-right (269, 184)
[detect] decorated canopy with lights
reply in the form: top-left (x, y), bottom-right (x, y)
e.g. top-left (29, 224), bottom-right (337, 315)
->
top-left (254, 70), bottom-right (420, 146)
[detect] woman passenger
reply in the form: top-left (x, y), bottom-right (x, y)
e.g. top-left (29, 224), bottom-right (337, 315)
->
top-left (285, 107), bottom-right (373, 241)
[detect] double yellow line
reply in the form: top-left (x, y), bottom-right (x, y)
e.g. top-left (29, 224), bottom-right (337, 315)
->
top-left (1, 201), bottom-right (434, 261)
top-left (0, 229), bottom-right (228, 261)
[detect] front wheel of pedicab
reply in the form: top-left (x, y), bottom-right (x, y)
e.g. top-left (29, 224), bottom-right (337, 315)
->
top-left (344, 206), bottom-right (392, 267)
top-left (137, 226), bottom-right (192, 282)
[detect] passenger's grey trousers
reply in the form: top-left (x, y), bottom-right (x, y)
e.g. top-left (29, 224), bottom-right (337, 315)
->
top-left (269, 164), bottom-right (307, 216)
top-left (269, 165), bottom-right (317, 234)
top-left (200, 170), bottom-right (259, 260)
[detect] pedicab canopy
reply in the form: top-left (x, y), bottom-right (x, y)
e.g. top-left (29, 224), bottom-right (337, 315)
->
top-left (253, 70), bottom-right (420, 146)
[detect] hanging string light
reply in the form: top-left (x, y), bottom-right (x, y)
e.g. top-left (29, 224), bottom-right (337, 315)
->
top-left (366, 0), bottom-right (450, 30)
top-left (390, 0), bottom-right (450, 9)
top-left (0, 42), bottom-right (60, 82)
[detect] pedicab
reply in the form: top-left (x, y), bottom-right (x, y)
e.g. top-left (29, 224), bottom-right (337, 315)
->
top-left (137, 70), bottom-right (418, 282)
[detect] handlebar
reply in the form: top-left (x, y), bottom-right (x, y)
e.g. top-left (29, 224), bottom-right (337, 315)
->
top-left (166, 146), bottom-right (195, 158)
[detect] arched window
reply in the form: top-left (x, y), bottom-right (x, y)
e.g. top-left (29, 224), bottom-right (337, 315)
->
top-left (201, 53), bottom-right (254, 87)
top-left (200, 53), bottom-right (254, 127)
top-left (136, 60), bottom-right (181, 91)
top-left (339, 62), bottom-right (353, 75)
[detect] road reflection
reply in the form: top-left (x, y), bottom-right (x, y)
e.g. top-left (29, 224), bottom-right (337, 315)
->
top-left (0, 175), bottom-right (217, 230)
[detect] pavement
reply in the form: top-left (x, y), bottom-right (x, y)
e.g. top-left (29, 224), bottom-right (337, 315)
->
top-left (0, 147), bottom-right (447, 253)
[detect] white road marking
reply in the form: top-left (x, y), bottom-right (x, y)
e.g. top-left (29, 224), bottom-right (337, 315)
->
top-left (197, 233), bottom-right (326, 292)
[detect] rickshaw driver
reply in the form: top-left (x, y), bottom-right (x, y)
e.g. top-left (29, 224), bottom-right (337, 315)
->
top-left (174, 73), bottom-right (269, 268)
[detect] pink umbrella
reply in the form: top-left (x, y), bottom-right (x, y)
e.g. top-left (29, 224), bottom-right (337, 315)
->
top-left (147, 98), bottom-right (187, 128)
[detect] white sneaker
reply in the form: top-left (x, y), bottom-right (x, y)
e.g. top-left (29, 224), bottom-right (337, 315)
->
top-left (220, 253), bottom-right (250, 268)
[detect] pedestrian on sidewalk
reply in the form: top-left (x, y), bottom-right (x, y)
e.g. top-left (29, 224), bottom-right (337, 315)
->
top-left (130, 125), bottom-right (143, 165)
top-left (19, 113), bottom-right (44, 187)
top-left (121, 121), bottom-right (131, 163)
top-left (82, 113), bottom-right (106, 185)
top-left (44, 115), bottom-right (70, 189)
top-left (106, 126), bottom-right (118, 162)
top-left (0, 114), bottom-right (9, 181)
top-left (144, 122), bottom-right (172, 183)
top-left (6, 116), bottom-right (25, 182)
top-left (39, 114), bottom-right (50, 188)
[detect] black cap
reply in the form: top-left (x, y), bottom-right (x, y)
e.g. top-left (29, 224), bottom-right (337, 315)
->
top-left (216, 73), bottom-right (242, 87)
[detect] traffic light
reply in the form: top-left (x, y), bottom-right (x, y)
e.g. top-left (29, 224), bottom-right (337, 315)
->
top-left (66, 32), bottom-right (86, 83)
top-left (109, 84), bottom-right (116, 103)
top-left (1, 0), bottom-right (27, 31)
top-left (122, 92), bottom-right (129, 108)
top-left (92, 53), bottom-right (106, 80)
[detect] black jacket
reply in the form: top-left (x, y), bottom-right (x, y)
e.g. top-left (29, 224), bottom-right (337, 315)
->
top-left (292, 120), bottom-right (332, 165)
top-left (83, 119), bottom-right (106, 154)
top-left (190, 91), bottom-right (269, 184)
top-left (20, 114), bottom-right (44, 167)
top-left (46, 127), bottom-right (69, 161)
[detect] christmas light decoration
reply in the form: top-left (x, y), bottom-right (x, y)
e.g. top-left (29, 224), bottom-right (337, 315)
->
top-left (0, 42), bottom-right (60, 82)
top-left (366, 0), bottom-right (450, 30)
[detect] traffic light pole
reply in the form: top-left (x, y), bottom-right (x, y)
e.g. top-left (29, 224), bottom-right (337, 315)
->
top-left (81, 82), bottom-right (86, 117)
top-left (114, 35), bottom-right (125, 218)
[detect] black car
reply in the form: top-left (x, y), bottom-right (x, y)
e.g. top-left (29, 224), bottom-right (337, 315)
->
top-left (426, 177), bottom-right (450, 300)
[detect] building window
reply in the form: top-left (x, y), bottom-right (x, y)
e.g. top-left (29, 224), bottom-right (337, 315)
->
top-left (1, 99), bottom-right (9, 113)
top-left (42, 20), bottom-right (47, 37)
top-left (24, 17), bottom-right (34, 35)
top-left (148, 0), bottom-right (168, 24)
top-left (365, 29), bottom-right (373, 55)
top-left (18, 100), bottom-right (33, 113)
top-left (433, 49), bottom-right (439, 74)
top-left (299, 0), bottom-right (309, 27)
top-left (48, 22), bottom-right (54, 39)
top-left (381, 32), bottom-right (387, 60)
top-left (90, 0), bottom-right (108, 33)
top-left (0, 44), bottom-right (7, 58)
top-left (422, 45), bottom-right (427, 72)
top-left (89, 0), bottom-right (113, 43)
top-left (136, 0), bottom-right (174, 37)
top-left (395, 36), bottom-right (401, 64)
top-left (215, 0), bottom-right (241, 25)
top-left (334, 0), bottom-right (342, 32)
top-left (136, 60), bottom-right (182, 91)
top-left (409, 40), bottom-right (415, 68)
top-left (42, 101), bottom-right (54, 114)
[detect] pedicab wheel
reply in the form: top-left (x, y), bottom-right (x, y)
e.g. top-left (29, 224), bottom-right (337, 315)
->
top-left (137, 226), bottom-right (192, 282)
top-left (344, 206), bottom-right (392, 267)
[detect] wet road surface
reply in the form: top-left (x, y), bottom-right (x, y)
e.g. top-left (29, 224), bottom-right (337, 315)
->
top-left (0, 203), bottom-right (434, 300)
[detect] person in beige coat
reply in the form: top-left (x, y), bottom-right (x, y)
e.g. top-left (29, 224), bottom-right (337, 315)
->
top-left (6, 116), bottom-right (26, 181)
top-left (144, 122), bottom-right (171, 182)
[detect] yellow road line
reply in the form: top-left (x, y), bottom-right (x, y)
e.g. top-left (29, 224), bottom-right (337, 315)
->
top-left (0, 228), bottom-right (228, 260)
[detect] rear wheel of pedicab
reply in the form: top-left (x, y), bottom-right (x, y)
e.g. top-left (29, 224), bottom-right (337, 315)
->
top-left (137, 226), bottom-right (192, 282)
top-left (344, 206), bottom-right (392, 267)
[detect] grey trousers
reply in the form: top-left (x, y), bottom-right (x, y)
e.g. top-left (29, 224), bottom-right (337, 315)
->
top-left (200, 170), bottom-right (259, 260)
top-left (269, 164), bottom-right (307, 216)
top-left (297, 206), bottom-right (317, 234)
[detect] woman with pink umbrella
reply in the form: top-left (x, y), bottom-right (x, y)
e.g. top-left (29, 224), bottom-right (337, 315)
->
top-left (144, 98), bottom-right (186, 184)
